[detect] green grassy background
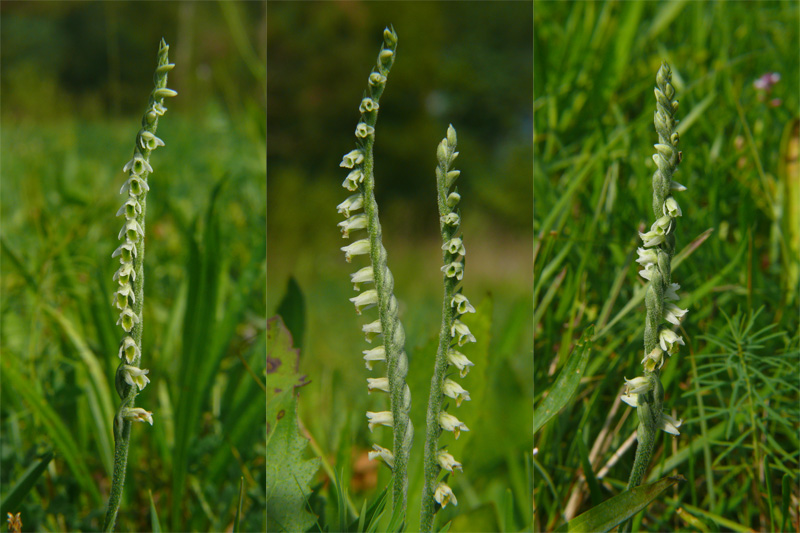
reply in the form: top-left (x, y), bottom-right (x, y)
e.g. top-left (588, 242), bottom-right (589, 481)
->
top-left (534, 1), bottom-right (799, 532)
top-left (267, 2), bottom-right (533, 532)
top-left (1, 3), bottom-right (266, 531)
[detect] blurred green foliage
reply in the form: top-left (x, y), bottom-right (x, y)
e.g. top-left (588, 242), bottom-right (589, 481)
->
top-left (1, 2), bottom-right (266, 531)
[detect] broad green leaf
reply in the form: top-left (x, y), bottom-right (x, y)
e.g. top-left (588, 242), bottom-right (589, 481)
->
top-left (533, 325), bottom-right (593, 435)
top-left (267, 316), bottom-right (310, 401)
top-left (276, 276), bottom-right (306, 352)
top-left (0, 451), bottom-right (54, 516)
top-left (266, 389), bottom-right (321, 533)
top-left (555, 476), bottom-right (683, 532)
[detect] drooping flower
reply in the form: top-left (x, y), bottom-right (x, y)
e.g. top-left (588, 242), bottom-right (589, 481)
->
top-left (659, 329), bottom-right (685, 355)
top-left (451, 320), bottom-right (476, 346)
top-left (434, 483), bottom-right (458, 508)
top-left (443, 379), bottom-right (471, 406)
top-left (447, 349), bottom-right (475, 377)
top-left (368, 444), bottom-right (395, 468)
top-left (438, 411), bottom-right (469, 439)
top-left (661, 411), bottom-right (683, 435)
top-left (436, 449), bottom-right (463, 473)
top-left (664, 303), bottom-right (688, 325)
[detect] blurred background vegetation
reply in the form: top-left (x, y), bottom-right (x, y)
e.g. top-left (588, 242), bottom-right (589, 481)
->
top-left (1, 2), bottom-right (265, 531)
top-left (268, 2), bottom-right (533, 532)
top-left (534, 1), bottom-right (798, 532)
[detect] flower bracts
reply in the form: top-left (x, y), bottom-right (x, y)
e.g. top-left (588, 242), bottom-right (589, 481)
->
top-left (420, 126), bottom-right (476, 530)
top-left (623, 62), bottom-right (686, 493)
top-left (337, 27), bottom-right (414, 513)
top-left (111, 38), bottom-right (176, 420)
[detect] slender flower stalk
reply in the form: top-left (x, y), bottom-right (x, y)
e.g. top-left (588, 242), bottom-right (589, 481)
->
top-left (621, 61), bottom-right (686, 532)
top-left (420, 126), bottom-right (476, 532)
top-left (103, 38), bottom-right (175, 532)
top-left (336, 26), bottom-right (414, 515)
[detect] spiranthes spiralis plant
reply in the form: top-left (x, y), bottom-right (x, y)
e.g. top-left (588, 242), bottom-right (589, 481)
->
top-left (337, 26), bottom-right (477, 529)
top-left (103, 38), bottom-right (176, 532)
top-left (620, 61), bottom-right (687, 532)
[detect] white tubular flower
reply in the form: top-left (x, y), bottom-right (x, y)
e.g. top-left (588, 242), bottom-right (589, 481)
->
top-left (362, 320), bottom-right (382, 342)
top-left (451, 320), bottom-right (476, 346)
top-left (661, 412), bottom-right (683, 435)
top-left (366, 377), bottom-right (390, 394)
top-left (639, 228), bottom-right (665, 248)
top-left (338, 214), bottom-right (367, 238)
top-left (118, 336), bottom-right (140, 363)
top-left (116, 197), bottom-right (142, 218)
top-left (123, 153), bottom-right (154, 176)
top-left (639, 263), bottom-right (657, 281)
top-left (670, 180), bottom-right (687, 192)
top-left (122, 407), bottom-right (154, 425)
top-left (123, 365), bottom-right (150, 391)
top-left (119, 175), bottom-right (150, 197)
top-left (112, 241), bottom-right (137, 263)
top-left (355, 123), bottom-right (375, 138)
top-left (635, 247), bottom-right (659, 266)
top-left (434, 483), bottom-right (458, 508)
top-left (359, 97), bottom-right (379, 113)
top-left (350, 266), bottom-right (374, 290)
top-left (659, 329), bottom-right (685, 355)
top-left (623, 376), bottom-right (651, 395)
top-left (442, 237), bottom-right (466, 256)
top-left (441, 212), bottom-right (460, 226)
top-left (368, 444), bottom-right (395, 468)
top-left (664, 196), bottom-right (682, 217)
top-left (438, 411), bottom-right (469, 439)
top-left (664, 303), bottom-right (688, 325)
top-left (441, 261), bottom-right (464, 280)
top-left (337, 193), bottom-right (364, 218)
top-left (112, 283), bottom-right (135, 310)
top-left (436, 449), bottom-right (463, 473)
top-left (113, 263), bottom-right (136, 285)
top-left (366, 411), bottom-right (393, 432)
top-left (341, 239), bottom-right (370, 262)
top-left (117, 308), bottom-right (139, 333)
top-left (640, 347), bottom-right (664, 372)
top-left (138, 131), bottom-right (165, 151)
top-left (118, 219), bottom-right (144, 243)
top-left (443, 379), bottom-right (471, 406)
top-left (349, 289), bottom-right (378, 315)
top-left (451, 294), bottom-right (475, 315)
top-left (447, 349), bottom-right (475, 377)
top-left (342, 169), bottom-right (365, 191)
top-left (340, 149), bottom-right (365, 169)
top-left (362, 345), bottom-right (386, 370)
top-left (664, 283), bottom-right (680, 301)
